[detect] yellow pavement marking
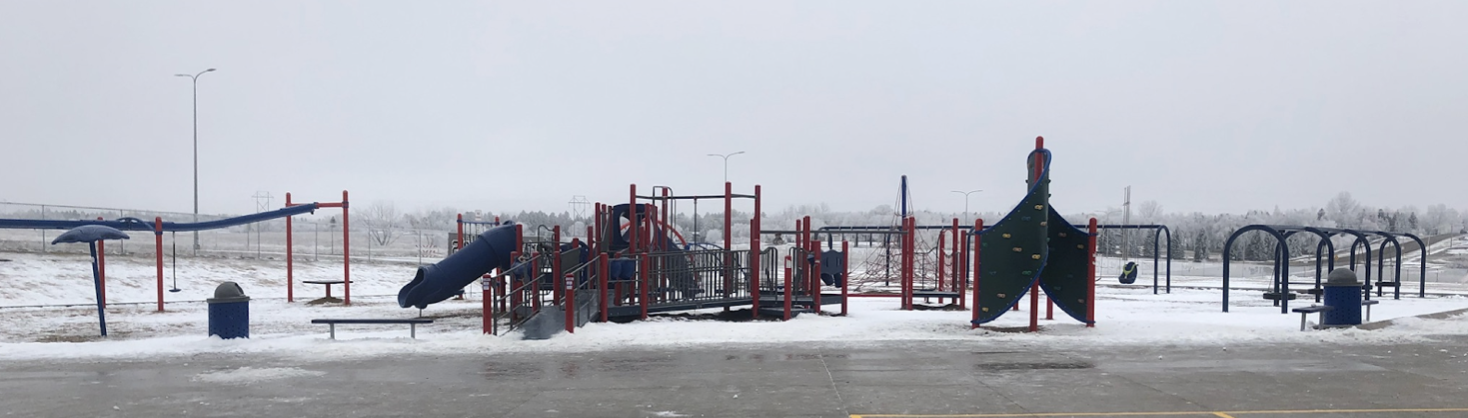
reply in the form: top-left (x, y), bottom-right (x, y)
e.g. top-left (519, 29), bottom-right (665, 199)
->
top-left (850, 407), bottom-right (1468, 418)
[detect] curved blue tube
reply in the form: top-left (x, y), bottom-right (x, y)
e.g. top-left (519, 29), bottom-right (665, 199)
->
top-left (397, 225), bottom-right (517, 309)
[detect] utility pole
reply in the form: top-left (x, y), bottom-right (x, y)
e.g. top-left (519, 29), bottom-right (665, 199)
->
top-left (1122, 186), bottom-right (1132, 261)
top-left (251, 191), bottom-right (273, 258)
top-left (175, 68), bottom-right (216, 255)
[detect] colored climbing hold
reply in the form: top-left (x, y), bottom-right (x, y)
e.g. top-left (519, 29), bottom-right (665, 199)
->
top-left (1012, 247), bottom-right (1022, 252)
top-left (997, 293), bottom-right (1006, 298)
top-left (1040, 221), bottom-right (1047, 226)
top-left (1059, 232), bottom-right (1067, 237)
top-left (1003, 233), bottom-right (1012, 239)
top-left (1034, 205), bottom-right (1044, 210)
top-left (1022, 270), bottom-right (1032, 275)
top-left (982, 307), bottom-right (990, 312)
top-left (1031, 254), bottom-right (1041, 260)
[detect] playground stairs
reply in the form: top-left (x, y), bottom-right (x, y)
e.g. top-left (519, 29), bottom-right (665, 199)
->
top-left (521, 291), bottom-right (600, 340)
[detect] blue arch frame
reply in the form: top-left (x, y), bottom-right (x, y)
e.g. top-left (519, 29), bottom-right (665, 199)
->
top-left (1221, 225), bottom-right (1291, 313)
top-left (1277, 227), bottom-right (1336, 303)
top-left (1398, 233), bottom-right (1427, 298)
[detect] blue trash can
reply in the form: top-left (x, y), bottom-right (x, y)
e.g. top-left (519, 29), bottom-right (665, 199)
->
top-left (1322, 268), bottom-right (1362, 326)
top-left (207, 282), bottom-right (251, 339)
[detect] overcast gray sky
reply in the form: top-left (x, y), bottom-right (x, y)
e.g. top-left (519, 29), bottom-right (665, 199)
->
top-left (3, 1), bottom-right (1466, 218)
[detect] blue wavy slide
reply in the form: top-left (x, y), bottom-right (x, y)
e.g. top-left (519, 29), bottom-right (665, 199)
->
top-left (397, 224), bottom-right (517, 309)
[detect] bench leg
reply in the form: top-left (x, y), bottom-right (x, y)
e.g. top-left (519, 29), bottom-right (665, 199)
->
top-left (1299, 312), bottom-right (1307, 331)
top-left (1366, 304), bottom-right (1372, 322)
top-left (411, 323), bottom-right (416, 339)
top-left (329, 324), bottom-right (335, 340)
top-left (326, 285), bottom-right (333, 299)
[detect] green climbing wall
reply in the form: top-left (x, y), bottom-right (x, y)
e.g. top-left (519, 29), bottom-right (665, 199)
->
top-left (1039, 207), bottom-right (1093, 324)
top-left (972, 150), bottom-right (1050, 324)
top-left (972, 146), bottom-right (1094, 326)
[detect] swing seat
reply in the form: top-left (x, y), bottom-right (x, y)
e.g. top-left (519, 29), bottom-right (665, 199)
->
top-left (1118, 261), bottom-right (1139, 284)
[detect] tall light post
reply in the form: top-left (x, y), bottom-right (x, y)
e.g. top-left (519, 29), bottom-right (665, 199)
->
top-left (175, 68), bottom-right (216, 254)
top-left (950, 189), bottom-right (983, 221)
top-left (706, 151), bottom-right (745, 184)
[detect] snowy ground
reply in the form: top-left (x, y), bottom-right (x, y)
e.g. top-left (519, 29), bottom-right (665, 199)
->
top-left (3, 250), bottom-right (1468, 362)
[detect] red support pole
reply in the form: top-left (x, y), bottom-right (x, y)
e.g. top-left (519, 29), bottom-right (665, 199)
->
top-left (565, 271), bottom-right (575, 334)
top-left (1030, 138), bottom-right (1043, 330)
top-left (937, 230), bottom-right (946, 305)
top-left (482, 270), bottom-right (491, 334)
top-left (1046, 294), bottom-right (1055, 320)
top-left (959, 227), bottom-right (969, 309)
top-left (599, 253), bottom-right (610, 323)
top-left (341, 190), bottom-right (351, 306)
top-left (972, 219), bottom-right (984, 329)
top-left (509, 250), bottom-right (522, 323)
top-left (951, 218), bottom-right (960, 300)
top-left (783, 260), bottom-right (793, 321)
top-left (1088, 218), bottom-right (1098, 328)
top-left (285, 193), bottom-right (294, 303)
top-left (95, 217), bottom-right (106, 308)
top-left (841, 240), bottom-right (849, 316)
top-left (753, 185), bottom-right (762, 318)
top-left (639, 254), bottom-right (650, 320)
top-left (812, 239), bottom-right (822, 312)
top-left (905, 217), bottom-right (915, 311)
top-left (629, 185), bottom-right (638, 253)
top-left (456, 213), bottom-right (464, 251)
top-left (552, 226), bottom-right (562, 306)
top-left (750, 218), bottom-right (761, 319)
top-left (725, 183), bottom-right (734, 308)
top-left (155, 217), bottom-right (164, 312)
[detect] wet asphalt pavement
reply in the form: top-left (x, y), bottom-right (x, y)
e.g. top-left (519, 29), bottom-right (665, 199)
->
top-left (4, 336), bottom-right (1468, 418)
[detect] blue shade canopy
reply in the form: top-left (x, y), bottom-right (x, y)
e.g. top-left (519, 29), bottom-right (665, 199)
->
top-left (50, 225), bottom-right (131, 245)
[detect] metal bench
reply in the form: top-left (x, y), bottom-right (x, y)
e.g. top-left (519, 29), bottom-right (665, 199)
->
top-left (311, 318), bottom-right (434, 340)
top-left (1362, 299), bottom-right (1380, 322)
top-left (1291, 305), bottom-right (1333, 331)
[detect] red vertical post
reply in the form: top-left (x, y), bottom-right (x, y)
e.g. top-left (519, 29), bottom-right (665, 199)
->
top-left (482, 269), bottom-right (491, 334)
top-left (1029, 138), bottom-right (1045, 329)
top-left (783, 258), bottom-right (793, 321)
top-left (841, 240), bottom-right (849, 316)
top-left (951, 218), bottom-right (960, 299)
top-left (725, 182), bottom-right (734, 308)
top-left (154, 217), bottom-right (164, 312)
top-left (959, 226), bottom-right (969, 309)
top-left (812, 239), bottom-right (822, 311)
top-left (565, 271), bottom-right (575, 334)
top-left (898, 218), bottom-right (910, 309)
top-left (552, 226), bottom-right (562, 306)
top-left (753, 186), bottom-right (762, 318)
top-left (750, 218), bottom-right (761, 317)
top-left (1088, 218), bottom-right (1098, 328)
top-left (937, 230), bottom-right (946, 305)
top-left (456, 213), bottom-right (464, 250)
top-left (341, 190), bottom-right (351, 306)
top-left (593, 204), bottom-right (603, 254)
top-left (285, 193), bottom-right (294, 303)
top-left (96, 217), bottom-right (106, 307)
top-left (599, 253), bottom-right (610, 323)
top-left (639, 254), bottom-right (650, 320)
top-left (509, 250), bottom-right (522, 323)
top-left (971, 219), bottom-right (984, 328)
top-left (628, 185), bottom-right (638, 253)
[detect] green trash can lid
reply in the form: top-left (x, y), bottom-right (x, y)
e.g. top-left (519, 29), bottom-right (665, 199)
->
top-left (208, 281), bottom-right (250, 303)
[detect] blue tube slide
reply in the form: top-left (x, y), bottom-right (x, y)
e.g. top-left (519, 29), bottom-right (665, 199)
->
top-left (397, 224), bottom-right (517, 309)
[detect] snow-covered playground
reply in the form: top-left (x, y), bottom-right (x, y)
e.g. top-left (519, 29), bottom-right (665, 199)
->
top-left (3, 247), bottom-right (1467, 362)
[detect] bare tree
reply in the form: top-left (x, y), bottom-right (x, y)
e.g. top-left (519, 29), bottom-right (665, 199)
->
top-left (1325, 192), bottom-right (1359, 227)
top-left (364, 201), bottom-right (401, 247)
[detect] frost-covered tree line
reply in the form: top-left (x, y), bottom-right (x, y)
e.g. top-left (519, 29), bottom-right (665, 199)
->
top-left (337, 191), bottom-right (1468, 262)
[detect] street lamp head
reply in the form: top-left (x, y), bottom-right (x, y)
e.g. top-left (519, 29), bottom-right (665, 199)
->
top-left (174, 74), bottom-right (191, 77)
top-left (205, 68), bottom-right (216, 72)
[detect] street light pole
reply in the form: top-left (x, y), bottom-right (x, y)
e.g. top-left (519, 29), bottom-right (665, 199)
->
top-left (176, 68), bottom-right (216, 255)
top-left (950, 189), bottom-right (983, 221)
top-left (706, 151), bottom-right (745, 184)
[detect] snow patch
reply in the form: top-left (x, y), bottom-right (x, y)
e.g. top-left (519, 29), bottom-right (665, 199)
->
top-left (191, 367), bottom-right (326, 385)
